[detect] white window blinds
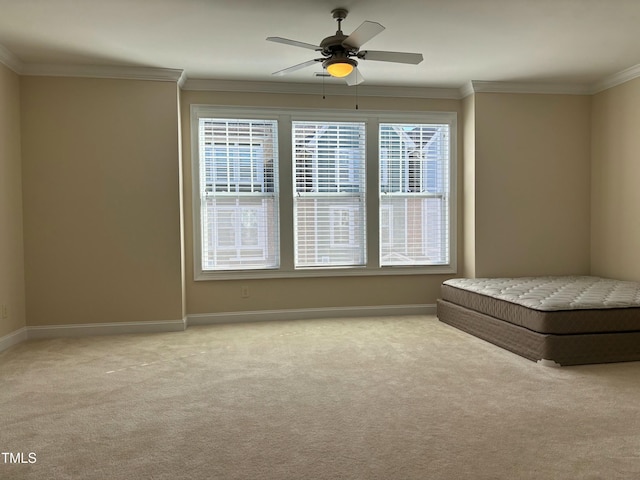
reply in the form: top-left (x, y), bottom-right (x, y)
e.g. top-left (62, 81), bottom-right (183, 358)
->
top-left (198, 118), bottom-right (279, 271)
top-left (379, 123), bottom-right (450, 266)
top-left (293, 121), bottom-right (366, 268)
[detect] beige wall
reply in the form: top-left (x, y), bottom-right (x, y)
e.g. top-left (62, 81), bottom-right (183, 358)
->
top-left (471, 92), bottom-right (591, 277)
top-left (4, 74), bottom-right (609, 328)
top-left (20, 77), bottom-right (184, 326)
top-left (0, 63), bottom-right (26, 337)
top-left (181, 90), bottom-right (462, 313)
top-left (591, 78), bottom-right (640, 281)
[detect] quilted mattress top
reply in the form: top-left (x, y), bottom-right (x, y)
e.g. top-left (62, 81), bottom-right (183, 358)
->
top-left (443, 276), bottom-right (640, 311)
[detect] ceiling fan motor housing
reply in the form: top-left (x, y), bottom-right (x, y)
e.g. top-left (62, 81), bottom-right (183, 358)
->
top-left (320, 33), bottom-right (354, 56)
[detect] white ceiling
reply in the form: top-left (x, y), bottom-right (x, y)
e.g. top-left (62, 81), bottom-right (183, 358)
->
top-left (1, 0), bottom-right (640, 90)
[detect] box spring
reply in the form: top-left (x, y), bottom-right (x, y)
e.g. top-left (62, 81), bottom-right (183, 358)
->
top-left (437, 300), bottom-right (640, 366)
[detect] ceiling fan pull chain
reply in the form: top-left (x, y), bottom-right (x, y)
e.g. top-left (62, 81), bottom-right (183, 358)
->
top-left (322, 66), bottom-right (326, 100)
top-left (354, 73), bottom-right (358, 109)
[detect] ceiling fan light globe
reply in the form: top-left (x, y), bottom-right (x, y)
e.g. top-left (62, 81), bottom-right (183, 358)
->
top-left (327, 62), bottom-right (354, 78)
top-left (324, 57), bottom-right (357, 78)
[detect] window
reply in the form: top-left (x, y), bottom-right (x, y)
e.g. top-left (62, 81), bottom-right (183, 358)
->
top-left (293, 121), bottom-right (366, 268)
top-left (198, 118), bottom-right (279, 270)
top-left (379, 123), bottom-right (450, 266)
top-left (192, 106), bottom-right (456, 279)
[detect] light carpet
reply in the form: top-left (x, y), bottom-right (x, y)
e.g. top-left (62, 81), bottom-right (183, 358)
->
top-left (1, 315), bottom-right (640, 479)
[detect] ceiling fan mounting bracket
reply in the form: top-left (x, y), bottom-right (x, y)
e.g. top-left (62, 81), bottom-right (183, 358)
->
top-left (331, 8), bottom-right (349, 21)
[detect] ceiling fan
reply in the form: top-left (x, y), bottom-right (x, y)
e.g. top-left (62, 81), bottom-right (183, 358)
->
top-left (266, 8), bottom-right (424, 86)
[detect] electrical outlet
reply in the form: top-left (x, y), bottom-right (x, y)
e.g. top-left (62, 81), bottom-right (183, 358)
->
top-left (241, 286), bottom-right (250, 299)
top-left (1, 304), bottom-right (7, 320)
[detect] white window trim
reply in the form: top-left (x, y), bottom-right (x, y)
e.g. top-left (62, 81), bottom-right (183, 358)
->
top-left (191, 105), bottom-right (457, 281)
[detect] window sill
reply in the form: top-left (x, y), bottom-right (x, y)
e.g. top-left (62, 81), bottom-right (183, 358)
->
top-left (194, 264), bottom-right (456, 281)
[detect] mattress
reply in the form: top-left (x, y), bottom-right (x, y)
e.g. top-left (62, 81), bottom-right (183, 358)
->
top-left (442, 276), bottom-right (640, 334)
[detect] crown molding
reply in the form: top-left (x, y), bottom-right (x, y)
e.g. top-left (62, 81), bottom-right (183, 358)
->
top-left (0, 44), bottom-right (24, 74)
top-left (182, 78), bottom-right (462, 99)
top-left (20, 63), bottom-right (185, 83)
top-left (590, 63), bottom-right (640, 94)
top-left (3, 32), bottom-right (640, 98)
top-left (459, 81), bottom-right (475, 98)
top-left (467, 80), bottom-right (592, 96)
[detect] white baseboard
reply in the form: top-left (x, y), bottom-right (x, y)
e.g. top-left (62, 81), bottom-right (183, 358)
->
top-left (1, 306), bottom-right (435, 349)
top-left (188, 304), bottom-right (436, 326)
top-left (27, 318), bottom-right (187, 339)
top-left (0, 327), bottom-right (29, 353)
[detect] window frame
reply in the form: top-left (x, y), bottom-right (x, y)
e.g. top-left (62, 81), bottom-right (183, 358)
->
top-left (191, 105), bottom-right (457, 281)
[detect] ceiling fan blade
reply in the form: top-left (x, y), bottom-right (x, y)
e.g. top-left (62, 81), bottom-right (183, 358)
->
top-left (272, 59), bottom-right (321, 76)
top-left (266, 37), bottom-right (320, 51)
top-left (343, 21), bottom-right (385, 48)
top-left (345, 67), bottom-right (365, 86)
top-left (359, 50), bottom-right (424, 64)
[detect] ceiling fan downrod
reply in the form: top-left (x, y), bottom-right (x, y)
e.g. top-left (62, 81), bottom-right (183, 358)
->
top-left (331, 8), bottom-right (348, 33)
